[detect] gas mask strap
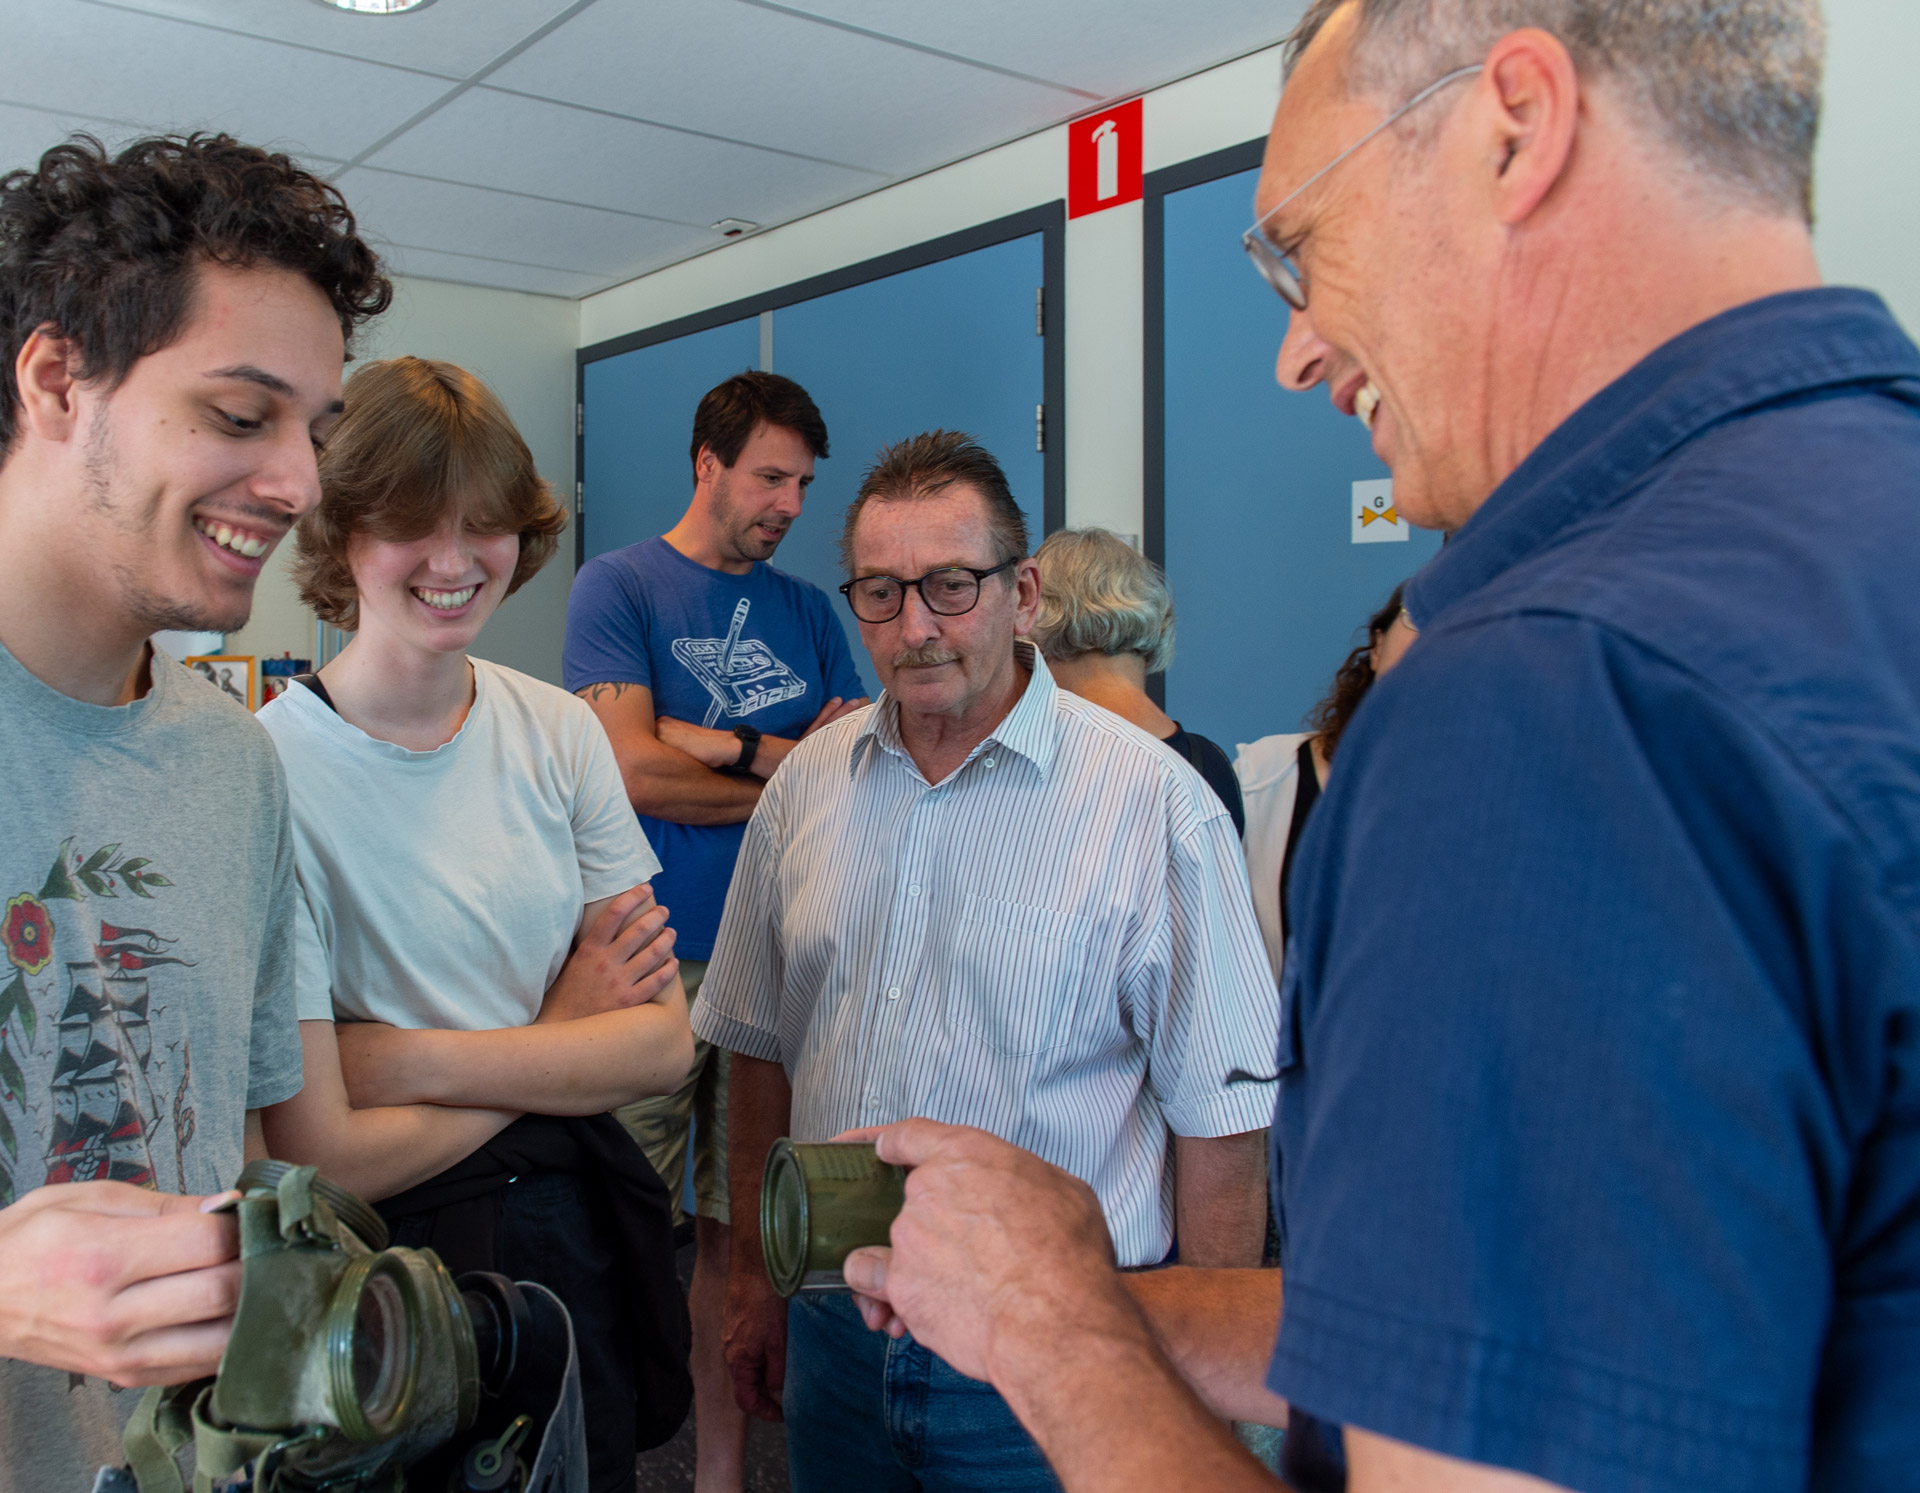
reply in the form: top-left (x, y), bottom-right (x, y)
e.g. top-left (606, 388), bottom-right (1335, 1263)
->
top-left (121, 1382), bottom-right (198, 1493)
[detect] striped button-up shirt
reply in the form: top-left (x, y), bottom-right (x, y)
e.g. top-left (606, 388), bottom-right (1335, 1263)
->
top-left (693, 644), bottom-right (1279, 1265)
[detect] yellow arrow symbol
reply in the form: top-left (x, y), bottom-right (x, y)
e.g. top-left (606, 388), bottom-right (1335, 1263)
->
top-left (1359, 505), bottom-right (1399, 527)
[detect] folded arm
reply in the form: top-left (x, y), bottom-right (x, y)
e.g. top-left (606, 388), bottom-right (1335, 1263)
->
top-left (337, 976), bottom-right (693, 1115)
top-left (656, 695), bottom-right (866, 781)
top-left (575, 680), bottom-right (766, 825)
top-left (331, 883), bottom-right (694, 1115)
top-left (260, 1020), bottom-right (518, 1203)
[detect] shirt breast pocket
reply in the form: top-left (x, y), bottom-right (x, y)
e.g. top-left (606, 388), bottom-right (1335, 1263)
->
top-left (949, 894), bottom-right (1095, 1057)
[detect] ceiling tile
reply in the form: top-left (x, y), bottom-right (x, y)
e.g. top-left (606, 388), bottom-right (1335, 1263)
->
top-left (338, 166), bottom-right (716, 278)
top-left (0, 98), bottom-right (135, 175)
top-left (486, 0), bottom-right (1080, 176)
top-left (380, 243), bottom-right (609, 298)
top-left (773, 0), bottom-right (1305, 98)
top-left (364, 87), bottom-right (877, 227)
top-left (0, 96), bottom-right (344, 180)
top-left (87, 0), bottom-right (580, 80)
top-left (4, 1), bottom-right (450, 161)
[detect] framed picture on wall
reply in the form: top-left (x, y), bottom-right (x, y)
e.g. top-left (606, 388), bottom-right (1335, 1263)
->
top-left (184, 654), bottom-right (257, 711)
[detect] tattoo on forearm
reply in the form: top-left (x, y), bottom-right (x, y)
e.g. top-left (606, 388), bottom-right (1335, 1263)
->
top-left (576, 682), bottom-right (635, 703)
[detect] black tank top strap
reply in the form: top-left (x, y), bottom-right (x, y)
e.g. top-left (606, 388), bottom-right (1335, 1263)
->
top-left (290, 672), bottom-right (340, 714)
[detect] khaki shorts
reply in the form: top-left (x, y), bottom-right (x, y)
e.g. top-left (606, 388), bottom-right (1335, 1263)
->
top-left (614, 960), bottom-right (729, 1226)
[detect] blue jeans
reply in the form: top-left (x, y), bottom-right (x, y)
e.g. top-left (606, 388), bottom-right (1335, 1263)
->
top-left (784, 1293), bottom-right (1062, 1493)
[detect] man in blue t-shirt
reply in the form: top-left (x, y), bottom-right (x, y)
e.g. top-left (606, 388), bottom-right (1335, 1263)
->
top-left (565, 371), bottom-right (866, 1489)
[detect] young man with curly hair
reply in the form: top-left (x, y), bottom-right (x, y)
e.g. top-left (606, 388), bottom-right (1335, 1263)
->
top-left (0, 133), bottom-right (389, 1490)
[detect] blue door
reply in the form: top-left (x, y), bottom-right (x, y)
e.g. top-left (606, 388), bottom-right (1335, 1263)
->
top-left (773, 234), bottom-right (1046, 698)
top-left (580, 316), bottom-right (759, 562)
top-left (1159, 166), bottom-right (1441, 749)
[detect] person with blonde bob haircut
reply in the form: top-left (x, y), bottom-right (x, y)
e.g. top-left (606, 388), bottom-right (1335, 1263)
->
top-left (257, 356), bottom-right (696, 1489)
top-left (1032, 527), bottom-right (1243, 834)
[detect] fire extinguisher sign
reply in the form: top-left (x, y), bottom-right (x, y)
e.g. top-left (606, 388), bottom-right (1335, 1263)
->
top-left (1067, 99), bottom-right (1143, 218)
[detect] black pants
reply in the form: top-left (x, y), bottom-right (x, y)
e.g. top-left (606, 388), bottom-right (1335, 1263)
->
top-left (377, 1115), bottom-right (692, 1493)
top-left (386, 1168), bottom-right (636, 1493)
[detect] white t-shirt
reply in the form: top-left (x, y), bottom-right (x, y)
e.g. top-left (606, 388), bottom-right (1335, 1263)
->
top-left (258, 657), bottom-right (660, 1029)
top-left (1234, 732), bottom-right (1310, 986)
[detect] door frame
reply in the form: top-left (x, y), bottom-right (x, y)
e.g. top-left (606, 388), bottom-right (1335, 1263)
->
top-left (575, 203), bottom-right (1066, 568)
top-left (1140, 138), bottom-right (1266, 703)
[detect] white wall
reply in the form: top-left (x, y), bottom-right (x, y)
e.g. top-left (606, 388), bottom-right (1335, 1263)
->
top-left (579, 45), bottom-right (1290, 543)
top-left (1812, 0), bottom-right (1920, 335)
top-left (228, 275), bottom-right (580, 684)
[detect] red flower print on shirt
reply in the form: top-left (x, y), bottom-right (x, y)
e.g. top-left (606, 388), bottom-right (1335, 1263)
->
top-left (3, 895), bottom-right (52, 976)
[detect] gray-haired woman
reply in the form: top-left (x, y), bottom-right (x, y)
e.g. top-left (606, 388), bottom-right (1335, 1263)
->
top-left (1032, 527), bottom-right (1245, 834)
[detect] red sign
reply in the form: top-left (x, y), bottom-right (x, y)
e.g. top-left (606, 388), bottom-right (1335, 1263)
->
top-left (1067, 99), bottom-right (1143, 219)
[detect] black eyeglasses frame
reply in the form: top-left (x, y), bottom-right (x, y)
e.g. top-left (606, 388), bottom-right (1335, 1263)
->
top-left (838, 557), bottom-right (1019, 624)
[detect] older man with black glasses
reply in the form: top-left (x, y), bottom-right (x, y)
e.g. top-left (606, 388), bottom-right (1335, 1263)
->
top-left (830, 1), bottom-right (1920, 1491)
top-left (690, 429), bottom-right (1279, 1492)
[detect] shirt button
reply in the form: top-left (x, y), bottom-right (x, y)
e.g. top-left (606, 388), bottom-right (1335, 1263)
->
top-left (887, 986), bottom-right (901, 1000)
top-left (983, 757), bottom-right (996, 769)
top-left (908, 884), bottom-right (920, 896)
top-left (866, 1095), bottom-right (881, 1111)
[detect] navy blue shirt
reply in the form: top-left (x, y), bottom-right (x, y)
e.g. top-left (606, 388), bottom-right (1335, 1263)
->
top-left (1269, 290), bottom-right (1920, 1493)
top-left (564, 538), bottom-right (865, 960)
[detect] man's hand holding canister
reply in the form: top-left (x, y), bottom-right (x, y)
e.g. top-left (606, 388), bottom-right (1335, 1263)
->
top-left (838, 1120), bottom-right (1280, 1491)
top-left (839, 1120), bottom-right (1137, 1384)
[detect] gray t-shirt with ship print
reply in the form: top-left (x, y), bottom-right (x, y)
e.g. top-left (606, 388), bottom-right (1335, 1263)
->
top-left (0, 639), bottom-right (303, 1491)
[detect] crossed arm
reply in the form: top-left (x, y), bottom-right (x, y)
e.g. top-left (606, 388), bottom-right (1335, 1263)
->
top-left (262, 884), bottom-right (693, 1202)
top-left (576, 680), bottom-right (864, 826)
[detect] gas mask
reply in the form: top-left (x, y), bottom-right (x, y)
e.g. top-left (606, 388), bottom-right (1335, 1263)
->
top-left (115, 1161), bottom-right (576, 1493)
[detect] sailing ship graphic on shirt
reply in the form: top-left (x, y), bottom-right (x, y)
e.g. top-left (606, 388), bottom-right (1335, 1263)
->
top-left (46, 962), bottom-right (163, 1185)
top-left (1, 838), bottom-right (196, 1202)
top-left (671, 598), bottom-right (807, 727)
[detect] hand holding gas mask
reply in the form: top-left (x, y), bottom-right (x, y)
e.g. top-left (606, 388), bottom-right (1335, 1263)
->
top-left (104, 1161), bottom-right (585, 1493)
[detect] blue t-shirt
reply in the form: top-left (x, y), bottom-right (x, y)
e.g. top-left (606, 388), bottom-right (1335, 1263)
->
top-left (563, 537), bottom-right (864, 959)
top-left (1270, 290), bottom-right (1920, 1493)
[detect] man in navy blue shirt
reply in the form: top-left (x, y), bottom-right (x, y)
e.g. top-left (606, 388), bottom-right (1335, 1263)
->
top-left (829, 4), bottom-right (1919, 1493)
top-left (565, 371), bottom-right (866, 1490)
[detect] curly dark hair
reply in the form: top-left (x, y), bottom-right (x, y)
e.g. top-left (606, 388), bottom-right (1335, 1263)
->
top-left (1306, 583), bottom-right (1407, 761)
top-left (0, 132), bottom-right (391, 456)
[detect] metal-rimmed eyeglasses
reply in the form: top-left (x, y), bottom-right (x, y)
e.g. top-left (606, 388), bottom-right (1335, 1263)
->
top-left (1241, 63), bottom-right (1483, 310)
top-left (839, 559), bottom-right (1017, 624)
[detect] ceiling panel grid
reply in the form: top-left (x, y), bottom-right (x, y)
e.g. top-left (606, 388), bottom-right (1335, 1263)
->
top-left (0, 0), bottom-right (1301, 298)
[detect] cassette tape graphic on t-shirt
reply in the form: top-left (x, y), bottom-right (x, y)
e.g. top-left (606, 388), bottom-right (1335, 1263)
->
top-left (672, 598), bottom-right (807, 726)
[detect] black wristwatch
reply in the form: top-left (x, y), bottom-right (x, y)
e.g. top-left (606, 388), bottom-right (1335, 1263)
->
top-left (727, 723), bottom-right (762, 775)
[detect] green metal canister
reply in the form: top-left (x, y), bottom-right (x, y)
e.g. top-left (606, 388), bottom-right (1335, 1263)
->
top-left (760, 1139), bottom-right (907, 1297)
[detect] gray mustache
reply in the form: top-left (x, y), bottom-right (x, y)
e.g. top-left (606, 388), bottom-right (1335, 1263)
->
top-left (891, 645), bottom-right (961, 668)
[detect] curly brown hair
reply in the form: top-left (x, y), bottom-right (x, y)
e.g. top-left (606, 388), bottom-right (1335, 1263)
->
top-left (1305, 584), bottom-right (1407, 761)
top-left (0, 133), bottom-right (391, 457)
top-left (295, 358), bottom-right (566, 630)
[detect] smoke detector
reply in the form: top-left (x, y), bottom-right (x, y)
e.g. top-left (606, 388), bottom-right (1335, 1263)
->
top-left (711, 219), bottom-right (760, 239)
